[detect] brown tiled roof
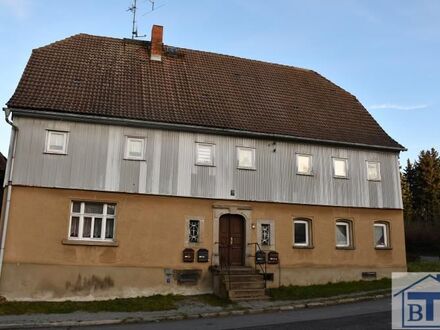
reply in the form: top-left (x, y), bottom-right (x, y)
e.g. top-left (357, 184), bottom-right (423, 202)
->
top-left (7, 34), bottom-right (403, 150)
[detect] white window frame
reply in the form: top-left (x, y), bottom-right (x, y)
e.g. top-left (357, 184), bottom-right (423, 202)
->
top-left (374, 223), bottom-right (389, 248)
top-left (195, 143), bottom-right (215, 166)
top-left (124, 137), bottom-right (145, 160)
top-left (68, 201), bottom-right (116, 242)
top-left (335, 221), bottom-right (351, 247)
top-left (332, 157), bottom-right (348, 178)
top-left (367, 161), bottom-right (381, 181)
top-left (296, 153), bottom-right (313, 175)
top-left (237, 146), bottom-right (256, 170)
top-left (293, 219), bottom-right (310, 247)
top-left (45, 130), bottom-right (69, 154)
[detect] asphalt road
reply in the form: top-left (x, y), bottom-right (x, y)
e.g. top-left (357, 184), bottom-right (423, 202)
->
top-left (75, 298), bottom-right (391, 330)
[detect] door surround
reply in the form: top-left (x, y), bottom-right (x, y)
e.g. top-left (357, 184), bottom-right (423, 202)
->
top-left (212, 204), bottom-right (252, 267)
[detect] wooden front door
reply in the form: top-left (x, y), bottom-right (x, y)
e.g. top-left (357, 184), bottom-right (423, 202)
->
top-left (219, 214), bottom-right (245, 266)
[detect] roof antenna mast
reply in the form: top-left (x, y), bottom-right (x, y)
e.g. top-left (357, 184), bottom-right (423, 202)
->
top-left (127, 0), bottom-right (146, 39)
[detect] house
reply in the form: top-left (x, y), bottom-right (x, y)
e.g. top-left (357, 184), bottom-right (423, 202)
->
top-left (0, 153), bottom-right (6, 217)
top-left (0, 25), bottom-right (407, 301)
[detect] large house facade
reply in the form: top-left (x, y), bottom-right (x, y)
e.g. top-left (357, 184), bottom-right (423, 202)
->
top-left (0, 26), bottom-right (406, 300)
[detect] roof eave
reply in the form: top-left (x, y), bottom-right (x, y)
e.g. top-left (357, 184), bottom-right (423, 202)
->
top-left (7, 107), bottom-right (407, 152)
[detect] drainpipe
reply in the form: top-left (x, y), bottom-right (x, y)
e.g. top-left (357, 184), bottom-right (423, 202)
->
top-left (0, 107), bottom-right (18, 279)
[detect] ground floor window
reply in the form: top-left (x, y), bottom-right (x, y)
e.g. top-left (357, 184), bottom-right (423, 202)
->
top-left (261, 223), bottom-right (271, 246)
top-left (69, 201), bottom-right (116, 241)
top-left (293, 219), bottom-right (311, 247)
top-left (374, 222), bottom-right (389, 248)
top-left (189, 219), bottom-right (200, 243)
top-left (335, 220), bottom-right (352, 248)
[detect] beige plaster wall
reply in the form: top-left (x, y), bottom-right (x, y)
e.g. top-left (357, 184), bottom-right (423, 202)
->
top-left (0, 186), bottom-right (406, 300)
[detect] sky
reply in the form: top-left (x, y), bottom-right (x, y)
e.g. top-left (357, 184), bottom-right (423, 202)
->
top-left (0, 0), bottom-right (439, 164)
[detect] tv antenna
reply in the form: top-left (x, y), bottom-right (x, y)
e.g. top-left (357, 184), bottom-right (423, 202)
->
top-left (127, 0), bottom-right (146, 39)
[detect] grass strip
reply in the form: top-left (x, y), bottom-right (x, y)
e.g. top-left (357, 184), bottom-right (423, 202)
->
top-left (269, 278), bottom-right (391, 301)
top-left (0, 294), bottom-right (183, 316)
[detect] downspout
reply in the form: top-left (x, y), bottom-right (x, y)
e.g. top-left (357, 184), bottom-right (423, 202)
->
top-left (0, 107), bottom-right (18, 279)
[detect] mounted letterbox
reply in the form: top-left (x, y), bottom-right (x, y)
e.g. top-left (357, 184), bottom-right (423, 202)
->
top-left (267, 251), bottom-right (279, 264)
top-left (182, 248), bottom-right (194, 263)
top-left (255, 250), bottom-right (266, 264)
top-left (197, 249), bottom-right (209, 263)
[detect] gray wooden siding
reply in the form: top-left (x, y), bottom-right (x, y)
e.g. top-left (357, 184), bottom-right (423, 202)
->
top-left (11, 117), bottom-right (403, 209)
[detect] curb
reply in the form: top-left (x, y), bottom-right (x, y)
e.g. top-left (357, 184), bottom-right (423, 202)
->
top-left (0, 292), bottom-right (391, 329)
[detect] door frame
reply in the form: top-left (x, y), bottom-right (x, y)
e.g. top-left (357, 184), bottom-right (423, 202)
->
top-left (212, 204), bottom-right (253, 267)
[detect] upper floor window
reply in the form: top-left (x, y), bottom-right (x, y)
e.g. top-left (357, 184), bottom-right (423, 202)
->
top-left (45, 130), bottom-right (68, 154)
top-left (293, 219), bottom-right (311, 247)
top-left (335, 220), bottom-right (352, 248)
top-left (69, 201), bottom-right (116, 241)
top-left (296, 154), bottom-right (313, 175)
top-left (196, 143), bottom-right (215, 166)
top-left (125, 137), bottom-right (145, 160)
top-left (367, 161), bottom-right (381, 181)
top-left (237, 147), bottom-right (256, 169)
top-left (333, 158), bottom-right (348, 178)
top-left (374, 222), bottom-right (389, 248)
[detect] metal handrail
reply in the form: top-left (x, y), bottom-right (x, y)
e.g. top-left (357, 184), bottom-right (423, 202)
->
top-left (247, 242), bottom-right (267, 289)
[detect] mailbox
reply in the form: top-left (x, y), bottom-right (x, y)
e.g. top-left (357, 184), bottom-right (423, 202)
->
top-left (197, 249), bottom-right (209, 263)
top-left (255, 250), bottom-right (266, 264)
top-left (267, 251), bottom-right (279, 264)
top-left (182, 248), bottom-right (194, 263)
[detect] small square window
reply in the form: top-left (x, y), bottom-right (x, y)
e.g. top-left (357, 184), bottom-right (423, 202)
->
top-left (333, 158), bottom-right (348, 178)
top-left (125, 137), bottom-right (145, 160)
top-left (293, 219), bottom-right (310, 247)
top-left (336, 221), bottom-right (352, 247)
top-left (237, 147), bottom-right (256, 169)
top-left (296, 154), bottom-right (312, 175)
top-left (45, 130), bottom-right (68, 154)
top-left (367, 161), bottom-right (381, 181)
top-left (196, 143), bottom-right (215, 166)
top-left (374, 223), bottom-right (389, 248)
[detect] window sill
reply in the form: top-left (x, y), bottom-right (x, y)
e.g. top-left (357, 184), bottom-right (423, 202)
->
top-left (333, 176), bottom-right (349, 180)
top-left (296, 172), bottom-right (314, 177)
top-left (62, 239), bottom-right (119, 247)
top-left (293, 245), bottom-right (314, 249)
top-left (44, 151), bottom-right (68, 155)
top-left (123, 158), bottom-right (145, 161)
top-left (195, 163), bottom-right (215, 167)
top-left (336, 246), bottom-right (355, 250)
top-left (237, 167), bottom-right (257, 171)
top-left (375, 246), bottom-right (392, 250)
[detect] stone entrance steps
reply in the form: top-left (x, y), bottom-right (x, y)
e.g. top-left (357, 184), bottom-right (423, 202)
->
top-left (221, 267), bottom-right (269, 301)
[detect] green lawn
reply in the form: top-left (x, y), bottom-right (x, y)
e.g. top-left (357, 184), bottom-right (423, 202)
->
top-left (0, 294), bottom-right (183, 316)
top-left (269, 278), bottom-right (391, 301)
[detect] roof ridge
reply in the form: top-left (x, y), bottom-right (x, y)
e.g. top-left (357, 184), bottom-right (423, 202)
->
top-left (33, 32), bottom-right (312, 73)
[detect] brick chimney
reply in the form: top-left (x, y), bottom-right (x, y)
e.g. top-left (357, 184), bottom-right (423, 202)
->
top-left (150, 25), bottom-right (163, 61)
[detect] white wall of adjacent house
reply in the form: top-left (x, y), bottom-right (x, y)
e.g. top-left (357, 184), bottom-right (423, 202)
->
top-left (10, 116), bottom-right (403, 209)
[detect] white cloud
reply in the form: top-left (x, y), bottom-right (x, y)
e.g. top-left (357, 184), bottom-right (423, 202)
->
top-left (0, 0), bottom-right (32, 19)
top-left (368, 103), bottom-right (429, 111)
